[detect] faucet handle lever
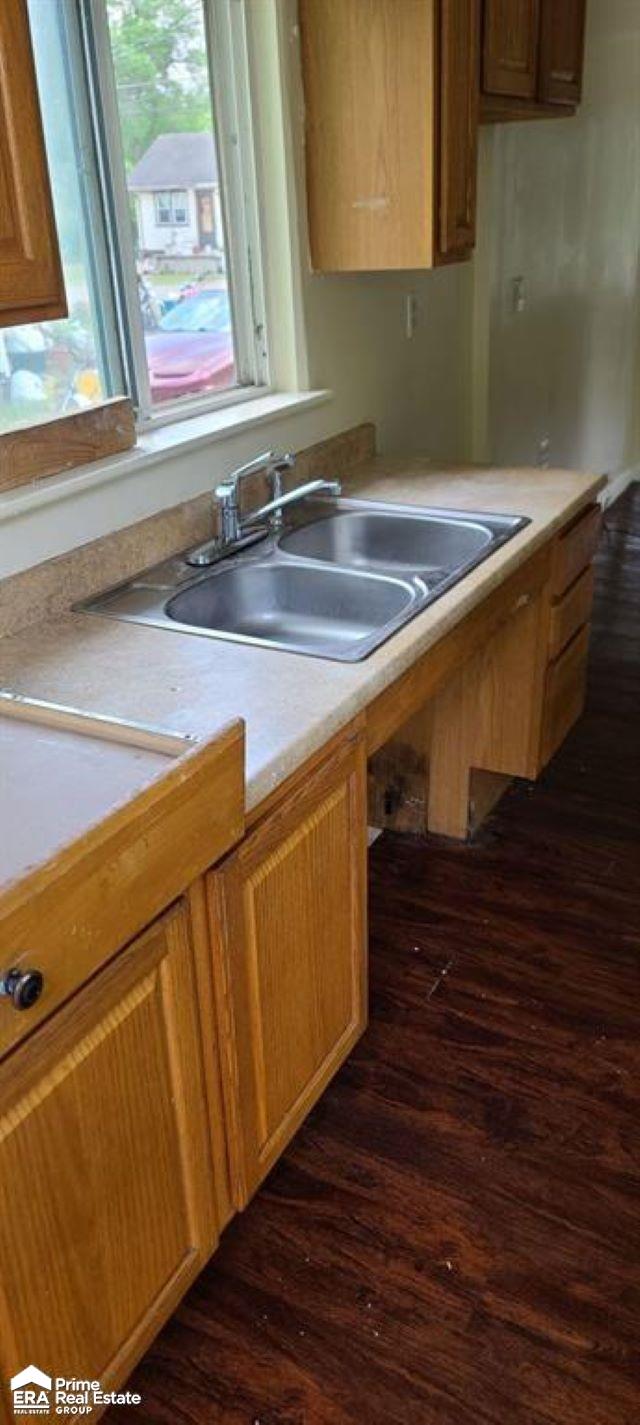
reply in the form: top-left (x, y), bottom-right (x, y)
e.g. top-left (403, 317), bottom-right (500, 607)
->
top-left (228, 449), bottom-right (275, 486)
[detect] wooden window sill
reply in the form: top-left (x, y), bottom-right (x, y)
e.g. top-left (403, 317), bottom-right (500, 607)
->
top-left (0, 399), bottom-right (136, 494)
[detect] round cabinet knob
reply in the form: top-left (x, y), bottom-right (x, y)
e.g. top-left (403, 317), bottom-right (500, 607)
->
top-left (0, 968), bottom-right (44, 1011)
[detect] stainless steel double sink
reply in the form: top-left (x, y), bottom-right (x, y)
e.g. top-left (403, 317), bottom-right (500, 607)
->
top-left (80, 497), bottom-right (529, 662)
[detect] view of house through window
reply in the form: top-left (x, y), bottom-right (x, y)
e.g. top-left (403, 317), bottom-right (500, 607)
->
top-left (106, 0), bottom-right (236, 406)
top-left (0, 0), bottom-right (255, 434)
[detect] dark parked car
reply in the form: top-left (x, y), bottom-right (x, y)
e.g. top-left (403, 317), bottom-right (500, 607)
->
top-left (145, 289), bottom-right (235, 403)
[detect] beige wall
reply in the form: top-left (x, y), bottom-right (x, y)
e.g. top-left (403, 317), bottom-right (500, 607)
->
top-left (476, 0), bottom-right (640, 476)
top-left (301, 263), bottom-right (473, 460)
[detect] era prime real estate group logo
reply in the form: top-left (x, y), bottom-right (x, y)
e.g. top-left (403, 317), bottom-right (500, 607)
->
top-left (9, 1365), bottom-right (141, 1417)
top-left (11, 1367), bottom-right (51, 1415)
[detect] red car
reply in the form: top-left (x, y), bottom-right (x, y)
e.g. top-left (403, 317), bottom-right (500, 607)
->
top-left (145, 289), bottom-right (235, 404)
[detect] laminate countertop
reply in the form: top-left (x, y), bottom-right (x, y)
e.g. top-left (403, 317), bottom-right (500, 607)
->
top-left (0, 718), bottom-right (175, 891)
top-left (0, 457), bottom-right (604, 839)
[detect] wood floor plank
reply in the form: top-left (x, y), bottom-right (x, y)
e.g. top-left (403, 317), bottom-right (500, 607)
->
top-left (106, 488), bottom-right (640, 1424)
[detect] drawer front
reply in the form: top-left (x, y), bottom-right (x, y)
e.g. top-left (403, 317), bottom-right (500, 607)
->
top-left (0, 726), bottom-right (244, 1060)
top-left (548, 565), bottom-right (595, 660)
top-left (552, 503), bottom-right (601, 596)
top-left (541, 624), bottom-right (590, 766)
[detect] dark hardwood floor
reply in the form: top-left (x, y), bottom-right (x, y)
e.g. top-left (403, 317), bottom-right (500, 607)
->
top-left (109, 486), bottom-right (640, 1425)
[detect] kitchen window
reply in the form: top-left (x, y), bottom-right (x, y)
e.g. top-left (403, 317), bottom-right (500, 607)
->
top-left (0, 0), bottom-right (267, 433)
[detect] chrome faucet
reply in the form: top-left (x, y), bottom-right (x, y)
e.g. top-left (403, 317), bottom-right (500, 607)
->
top-left (185, 449), bottom-right (341, 568)
top-left (215, 450), bottom-right (295, 546)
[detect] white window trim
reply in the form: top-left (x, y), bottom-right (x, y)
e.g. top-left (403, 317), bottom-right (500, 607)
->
top-left (205, 0), bottom-right (269, 390)
top-left (81, 0), bottom-right (311, 434)
top-left (81, 0), bottom-right (270, 424)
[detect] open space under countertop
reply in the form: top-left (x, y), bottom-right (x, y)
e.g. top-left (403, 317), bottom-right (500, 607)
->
top-left (0, 457), bottom-right (605, 833)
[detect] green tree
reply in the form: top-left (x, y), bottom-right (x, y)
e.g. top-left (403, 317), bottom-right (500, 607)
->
top-left (107, 0), bottom-right (212, 168)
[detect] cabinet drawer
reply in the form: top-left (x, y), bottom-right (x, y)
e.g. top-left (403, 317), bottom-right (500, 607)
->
top-left (0, 725), bottom-right (244, 1060)
top-left (548, 565), bottom-right (595, 660)
top-left (540, 624), bottom-right (590, 765)
top-left (552, 504), bottom-right (600, 596)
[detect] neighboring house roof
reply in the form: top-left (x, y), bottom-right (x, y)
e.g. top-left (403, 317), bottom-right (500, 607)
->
top-left (128, 132), bottom-right (218, 191)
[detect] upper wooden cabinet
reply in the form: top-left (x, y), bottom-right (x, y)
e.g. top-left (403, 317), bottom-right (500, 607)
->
top-left (299, 0), bottom-right (480, 271)
top-left (538, 0), bottom-right (587, 105)
top-left (480, 0), bottom-right (587, 121)
top-left (482, 0), bottom-right (540, 99)
top-left (209, 732), bottom-right (368, 1205)
top-left (439, 0), bottom-right (482, 260)
top-left (0, 0), bottom-right (66, 327)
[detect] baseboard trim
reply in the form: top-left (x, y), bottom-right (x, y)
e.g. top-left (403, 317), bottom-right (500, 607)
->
top-left (599, 466), bottom-right (639, 510)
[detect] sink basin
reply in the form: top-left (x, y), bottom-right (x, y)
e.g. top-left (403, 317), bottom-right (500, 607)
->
top-left (279, 508), bottom-right (493, 574)
top-left (165, 560), bottom-right (421, 661)
top-left (79, 496), bottom-right (528, 662)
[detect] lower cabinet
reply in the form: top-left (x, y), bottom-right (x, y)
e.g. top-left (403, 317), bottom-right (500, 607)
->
top-left (0, 901), bottom-right (217, 1407)
top-left (540, 623), bottom-right (590, 765)
top-left (209, 732), bottom-right (368, 1206)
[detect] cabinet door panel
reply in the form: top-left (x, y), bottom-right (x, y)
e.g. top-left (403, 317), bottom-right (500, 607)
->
top-left (438, 0), bottom-right (481, 260)
top-left (0, 903), bottom-right (216, 1402)
top-left (299, 0), bottom-right (437, 271)
top-left (483, 0), bottom-right (541, 99)
top-left (210, 735), bottom-right (367, 1204)
top-left (539, 0), bottom-right (586, 105)
top-left (0, 0), bottom-right (66, 325)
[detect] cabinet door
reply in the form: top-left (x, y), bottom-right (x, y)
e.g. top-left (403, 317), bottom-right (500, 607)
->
top-left (538, 0), bottom-right (586, 105)
top-left (0, 902), bottom-right (217, 1407)
top-left (0, 0), bottom-right (66, 326)
top-left (210, 734), bottom-right (367, 1205)
top-left (299, 0), bottom-right (438, 272)
top-left (482, 0), bottom-right (541, 99)
top-left (438, 0), bottom-right (481, 261)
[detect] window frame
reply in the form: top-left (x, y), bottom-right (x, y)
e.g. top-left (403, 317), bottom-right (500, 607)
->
top-left (153, 191), bottom-right (189, 227)
top-left (78, 0), bottom-right (270, 429)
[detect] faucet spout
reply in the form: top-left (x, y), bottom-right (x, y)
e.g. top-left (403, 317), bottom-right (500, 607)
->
top-left (244, 478), bottom-right (342, 529)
